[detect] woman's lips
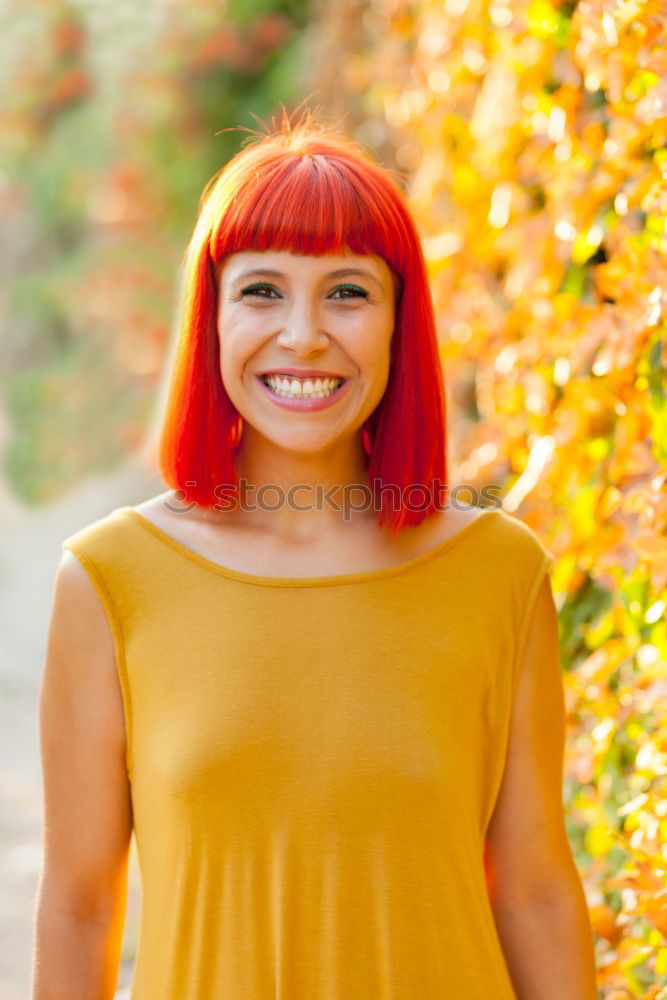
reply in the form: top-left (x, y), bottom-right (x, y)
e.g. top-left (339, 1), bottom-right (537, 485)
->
top-left (259, 368), bottom-right (347, 379)
top-left (255, 374), bottom-right (351, 412)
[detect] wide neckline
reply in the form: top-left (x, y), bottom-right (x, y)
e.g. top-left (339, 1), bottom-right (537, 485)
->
top-left (118, 506), bottom-right (502, 588)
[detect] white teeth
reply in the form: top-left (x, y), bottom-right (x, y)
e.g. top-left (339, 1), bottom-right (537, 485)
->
top-left (263, 374), bottom-right (344, 399)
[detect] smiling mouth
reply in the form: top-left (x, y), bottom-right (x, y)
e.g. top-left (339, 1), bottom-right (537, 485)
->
top-left (259, 373), bottom-right (347, 399)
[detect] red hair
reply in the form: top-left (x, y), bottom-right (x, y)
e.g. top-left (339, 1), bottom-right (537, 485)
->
top-left (155, 109), bottom-right (449, 534)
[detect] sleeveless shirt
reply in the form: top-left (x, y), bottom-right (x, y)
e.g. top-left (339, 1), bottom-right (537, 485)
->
top-left (61, 504), bottom-right (556, 999)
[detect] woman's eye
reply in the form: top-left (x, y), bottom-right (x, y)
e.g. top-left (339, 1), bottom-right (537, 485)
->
top-left (240, 284), bottom-right (280, 299)
top-left (330, 285), bottom-right (369, 300)
top-left (239, 283), bottom-right (369, 301)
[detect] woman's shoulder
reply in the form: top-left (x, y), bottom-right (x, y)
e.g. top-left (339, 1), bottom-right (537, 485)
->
top-left (415, 502), bottom-right (554, 577)
top-left (480, 504), bottom-right (557, 575)
top-left (61, 503), bottom-right (133, 550)
top-left (58, 495), bottom-right (178, 616)
top-left (415, 501), bottom-right (548, 548)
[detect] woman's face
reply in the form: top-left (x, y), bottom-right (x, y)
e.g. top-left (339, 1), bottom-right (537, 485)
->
top-left (216, 248), bottom-right (396, 456)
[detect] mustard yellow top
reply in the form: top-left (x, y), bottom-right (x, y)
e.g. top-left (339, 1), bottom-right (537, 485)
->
top-left (61, 504), bottom-right (555, 999)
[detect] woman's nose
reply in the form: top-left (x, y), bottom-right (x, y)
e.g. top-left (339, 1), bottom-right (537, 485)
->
top-left (275, 301), bottom-right (329, 354)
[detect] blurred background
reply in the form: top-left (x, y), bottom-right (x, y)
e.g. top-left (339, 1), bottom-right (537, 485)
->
top-left (1, 0), bottom-right (666, 997)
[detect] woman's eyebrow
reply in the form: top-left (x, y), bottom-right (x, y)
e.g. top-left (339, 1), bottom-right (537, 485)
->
top-left (235, 269), bottom-right (284, 281)
top-left (328, 268), bottom-right (383, 289)
top-left (234, 267), bottom-right (383, 289)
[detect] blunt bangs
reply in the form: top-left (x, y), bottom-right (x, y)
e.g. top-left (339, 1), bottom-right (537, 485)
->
top-left (208, 149), bottom-right (409, 292)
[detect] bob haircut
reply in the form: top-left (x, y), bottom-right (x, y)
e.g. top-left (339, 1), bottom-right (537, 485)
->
top-left (155, 109), bottom-right (448, 534)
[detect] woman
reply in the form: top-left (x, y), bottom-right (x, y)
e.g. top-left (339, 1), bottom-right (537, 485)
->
top-left (33, 112), bottom-right (597, 998)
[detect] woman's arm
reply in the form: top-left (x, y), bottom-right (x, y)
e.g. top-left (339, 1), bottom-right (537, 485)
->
top-left (31, 551), bottom-right (133, 999)
top-left (485, 573), bottom-right (598, 1000)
